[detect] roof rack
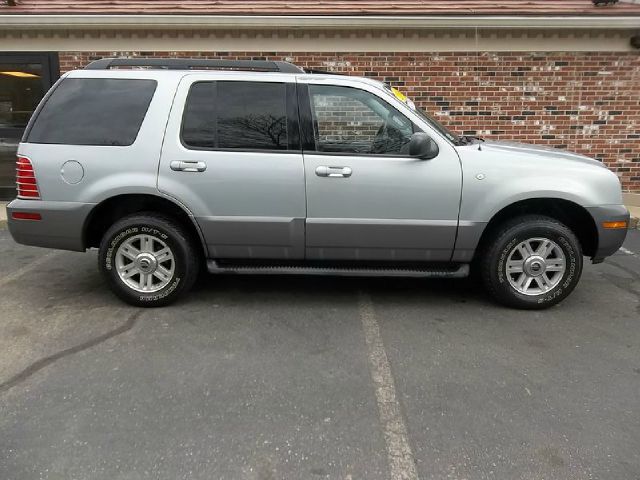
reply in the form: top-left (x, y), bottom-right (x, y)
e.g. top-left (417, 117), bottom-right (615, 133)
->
top-left (85, 58), bottom-right (304, 73)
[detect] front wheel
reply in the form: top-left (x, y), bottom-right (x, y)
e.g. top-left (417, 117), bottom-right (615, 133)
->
top-left (480, 215), bottom-right (583, 309)
top-left (99, 214), bottom-right (200, 307)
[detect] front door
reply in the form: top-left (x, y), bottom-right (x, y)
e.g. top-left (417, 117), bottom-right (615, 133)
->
top-left (299, 81), bottom-right (462, 262)
top-left (158, 75), bottom-right (306, 259)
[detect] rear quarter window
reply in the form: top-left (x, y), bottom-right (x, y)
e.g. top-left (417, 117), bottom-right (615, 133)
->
top-left (26, 78), bottom-right (157, 146)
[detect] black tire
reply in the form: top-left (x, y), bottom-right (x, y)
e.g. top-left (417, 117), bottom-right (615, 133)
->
top-left (98, 213), bottom-right (200, 307)
top-left (480, 215), bottom-right (583, 309)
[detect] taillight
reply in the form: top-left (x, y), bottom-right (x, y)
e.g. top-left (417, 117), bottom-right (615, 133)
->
top-left (16, 156), bottom-right (40, 199)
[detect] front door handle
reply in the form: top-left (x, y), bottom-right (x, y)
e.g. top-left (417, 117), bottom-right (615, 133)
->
top-left (315, 166), bottom-right (352, 178)
top-left (170, 160), bottom-right (207, 172)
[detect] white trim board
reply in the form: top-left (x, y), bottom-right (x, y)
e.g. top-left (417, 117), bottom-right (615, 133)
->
top-left (1, 14), bottom-right (640, 29)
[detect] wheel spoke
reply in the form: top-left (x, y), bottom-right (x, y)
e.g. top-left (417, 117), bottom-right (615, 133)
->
top-left (546, 259), bottom-right (565, 272)
top-left (522, 276), bottom-right (534, 293)
top-left (155, 265), bottom-right (172, 281)
top-left (514, 272), bottom-right (528, 288)
top-left (120, 243), bottom-right (140, 261)
top-left (517, 241), bottom-right (534, 258)
top-left (155, 247), bottom-right (173, 263)
top-left (506, 259), bottom-right (524, 273)
top-left (119, 263), bottom-right (140, 279)
top-left (138, 273), bottom-right (148, 290)
top-left (141, 235), bottom-right (154, 253)
top-left (535, 273), bottom-right (552, 291)
top-left (536, 239), bottom-right (552, 258)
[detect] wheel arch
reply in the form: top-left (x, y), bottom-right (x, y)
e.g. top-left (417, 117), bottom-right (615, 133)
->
top-left (474, 198), bottom-right (599, 259)
top-left (83, 193), bottom-right (208, 257)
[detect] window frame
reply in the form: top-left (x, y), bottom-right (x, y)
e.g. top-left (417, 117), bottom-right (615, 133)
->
top-left (180, 79), bottom-right (300, 154)
top-left (297, 83), bottom-right (422, 159)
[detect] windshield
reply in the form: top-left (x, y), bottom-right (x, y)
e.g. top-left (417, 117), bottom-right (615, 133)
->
top-left (384, 85), bottom-right (461, 145)
top-left (411, 105), bottom-right (460, 144)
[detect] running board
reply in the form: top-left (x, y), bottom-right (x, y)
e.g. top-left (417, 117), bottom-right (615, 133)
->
top-left (206, 260), bottom-right (469, 278)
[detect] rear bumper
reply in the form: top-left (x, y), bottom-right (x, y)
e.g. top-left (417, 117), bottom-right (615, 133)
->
top-left (7, 199), bottom-right (95, 252)
top-left (586, 204), bottom-right (630, 263)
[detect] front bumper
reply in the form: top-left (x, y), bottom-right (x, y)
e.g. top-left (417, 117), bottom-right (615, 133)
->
top-left (586, 204), bottom-right (630, 263)
top-left (7, 199), bottom-right (95, 252)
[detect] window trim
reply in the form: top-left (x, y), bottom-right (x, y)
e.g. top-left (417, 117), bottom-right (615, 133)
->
top-left (179, 79), bottom-right (301, 153)
top-left (298, 83), bottom-right (423, 159)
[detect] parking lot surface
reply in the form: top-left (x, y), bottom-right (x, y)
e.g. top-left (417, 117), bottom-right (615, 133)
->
top-left (1, 227), bottom-right (639, 480)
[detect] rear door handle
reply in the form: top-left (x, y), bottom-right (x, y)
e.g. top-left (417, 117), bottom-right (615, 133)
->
top-left (315, 166), bottom-right (352, 178)
top-left (170, 160), bottom-right (207, 172)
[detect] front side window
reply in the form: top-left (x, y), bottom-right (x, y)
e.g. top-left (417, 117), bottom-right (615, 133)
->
top-left (27, 78), bottom-right (156, 146)
top-left (309, 85), bottom-right (414, 155)
top-left (182, 81), bottom-right (288, 151)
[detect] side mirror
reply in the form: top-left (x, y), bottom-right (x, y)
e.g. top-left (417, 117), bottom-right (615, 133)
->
top-left (409, 132), bottom-right (439, 160)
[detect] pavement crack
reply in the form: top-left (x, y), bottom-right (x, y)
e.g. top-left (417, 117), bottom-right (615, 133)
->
top-left (0, 310), bottom-right (143, 394)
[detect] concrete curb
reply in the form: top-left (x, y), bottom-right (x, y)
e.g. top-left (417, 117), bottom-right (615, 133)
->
top-left (0, 202), bottom-right (7, 229)
top-left (625, 194), bottom-right (640, 230)
top-left (628, 207), bottom-right (639, 230)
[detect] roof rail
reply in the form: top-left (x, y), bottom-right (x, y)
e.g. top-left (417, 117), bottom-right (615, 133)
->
top-left (84, 58), bottom-right (304, 73)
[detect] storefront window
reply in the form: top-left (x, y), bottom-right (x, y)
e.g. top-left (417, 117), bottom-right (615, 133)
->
top-left (0, 63), bottom-right (46, 128)
top-left (0, 53), bottom-right (58, 200)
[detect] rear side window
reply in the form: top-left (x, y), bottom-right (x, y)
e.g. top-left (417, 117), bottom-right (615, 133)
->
top-left (182, 81), bottom-right (289, 151)
top-left (26, 78), bottom-right (156, 146)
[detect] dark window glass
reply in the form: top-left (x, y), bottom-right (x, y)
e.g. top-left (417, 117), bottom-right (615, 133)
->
top-left (309, 85), bottom-right (414, 155)
top-left (182, 81), bottom-right (288, 150)
top-left (181, 82), bottom-right (216, 148)
top-left (27, 78), bottom-right (156, 146)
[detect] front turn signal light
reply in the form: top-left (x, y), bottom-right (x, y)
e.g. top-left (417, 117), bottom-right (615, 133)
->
top-left (602, 221), bottom-right (627, 229)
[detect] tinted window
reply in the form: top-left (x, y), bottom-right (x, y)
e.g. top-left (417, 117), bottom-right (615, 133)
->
top-left (309, 85), bottom-right (414, 155)
top-left (182, 81), bottom-right (288, 150)
top-left (27, 78), bottom-right (156, 146)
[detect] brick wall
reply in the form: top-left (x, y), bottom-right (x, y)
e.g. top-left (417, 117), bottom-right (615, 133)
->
top-left (60, 51), bottom-right (640, 192)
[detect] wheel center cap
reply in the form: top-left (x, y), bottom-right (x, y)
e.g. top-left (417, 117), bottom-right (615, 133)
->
top-left (135, 252), bottom-right (158, 274)
top-left (524, 255), bottom-right (546, 277)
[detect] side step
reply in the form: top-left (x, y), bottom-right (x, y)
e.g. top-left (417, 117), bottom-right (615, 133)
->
top-left (206, 260), bottom-right (469, 279)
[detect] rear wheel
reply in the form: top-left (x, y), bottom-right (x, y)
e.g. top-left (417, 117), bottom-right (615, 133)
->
top-left (480, 215), bottom-right (583, 309)
top-left (98, 214), bottom-right (199, 307)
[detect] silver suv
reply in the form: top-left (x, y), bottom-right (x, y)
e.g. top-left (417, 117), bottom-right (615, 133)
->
top-left (6, 58), bottom-right (630, 309)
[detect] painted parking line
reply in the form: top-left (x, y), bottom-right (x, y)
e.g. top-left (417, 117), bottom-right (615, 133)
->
top-left (0, 251), bottom-right (62, 289)
top-left (358, 291), bottom-right (418, 480)
top-left (618, 247), bottom-right (638, 257)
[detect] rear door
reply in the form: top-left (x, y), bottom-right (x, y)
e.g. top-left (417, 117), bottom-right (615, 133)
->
top-left (298, 78), bottom-right (463, 262)
top-left (158, 74), bottom-right (306, 259)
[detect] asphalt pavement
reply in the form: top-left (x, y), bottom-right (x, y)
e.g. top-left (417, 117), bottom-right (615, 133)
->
top-left (1, 227), bottom-right (639, 480)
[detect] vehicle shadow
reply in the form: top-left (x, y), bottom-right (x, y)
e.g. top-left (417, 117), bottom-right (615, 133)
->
top-left (190, 273), bottom-right (488, 308)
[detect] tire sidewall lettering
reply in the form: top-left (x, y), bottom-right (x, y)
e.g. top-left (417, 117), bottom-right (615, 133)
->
top-left (497, 237), bottom-right (519, 285)
top-left (105, 227), bottom-right (140, 271)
